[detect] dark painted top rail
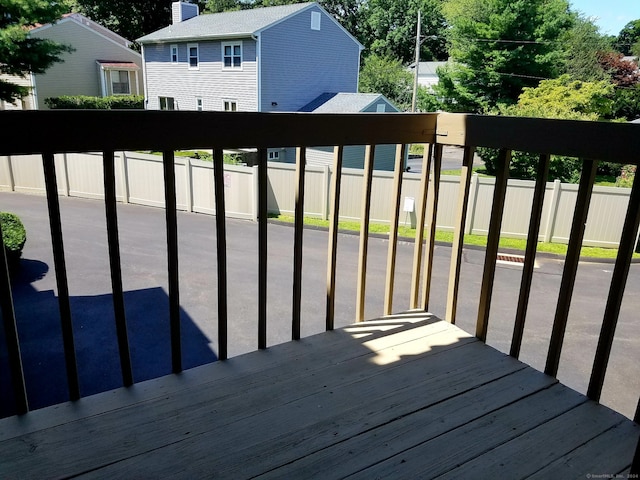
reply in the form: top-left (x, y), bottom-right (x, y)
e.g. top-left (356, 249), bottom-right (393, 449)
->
top-left (0, 111), bottom-right (436, 155)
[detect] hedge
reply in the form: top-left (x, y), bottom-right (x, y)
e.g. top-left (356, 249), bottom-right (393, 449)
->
top-left (44, 95), bottom-right (144, 110)
top-left (1, 212), bottom-right (26, 253)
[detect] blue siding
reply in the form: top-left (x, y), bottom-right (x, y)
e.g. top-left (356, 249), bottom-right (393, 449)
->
top-left (259, 5), bottom-right (360, 112)
top-left (144, 39), bottom-right (258, 111)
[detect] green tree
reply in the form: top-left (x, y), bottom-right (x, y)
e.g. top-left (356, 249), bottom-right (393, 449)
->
top-left (70, 0), bottom-right (207, 46)
top-left (0, 0), bottom-right (72, 103)
top-left (481, 75), bottom-right (615, 182)
top-left (561, 15), bottom-right (612, 82)
top-left (438, 0), bottom-right (574, 112)
top-left (358, 54), bottom-right (413, 110)
top-left (615, 19), bottom-right (640, 55)
top-left (361, 0), bottom-right (447, 63)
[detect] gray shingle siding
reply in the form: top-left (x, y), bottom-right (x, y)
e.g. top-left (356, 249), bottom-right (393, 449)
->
top-left (304, 145), bottom-right (400, 171)
top-left (144, 39), bottom-right (258, 111)
top-left (259, 5), bottom-right (360, 112)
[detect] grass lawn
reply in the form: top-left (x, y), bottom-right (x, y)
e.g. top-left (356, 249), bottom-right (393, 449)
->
top-left (270, 214), bottom-right (640, 260)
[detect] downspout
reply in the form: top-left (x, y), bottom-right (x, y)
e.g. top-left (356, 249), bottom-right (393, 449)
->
top-left (253, 34), bottom-right (261, 112)
top-left (97, 61), bottom-right (107, 97)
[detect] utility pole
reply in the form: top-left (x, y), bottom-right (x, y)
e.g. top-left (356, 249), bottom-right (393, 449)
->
top-left (411, 9), bottom-right (421, 112)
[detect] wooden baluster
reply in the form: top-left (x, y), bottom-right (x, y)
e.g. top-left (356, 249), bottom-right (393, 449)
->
top-left (103, 149), bottom-right (133, 386)
top-left (42, 152), bottom-right (80, 400)
top-left (258, 148), bottom-right (268, 349)
top-left (292, 147), bottom-right (306, 340)
top-left (445, 146), bottom-right (475, 324)
top-left (545, 159), bottom-right (598, 377)
top-left (587, 169), bottom-right (640, 401)
top-left (476, 149), bottom-right (511, 341)
top-left (384, 144), bottom-right (407, 315)
top-left (213, 149), bottom-right (228, 361)
top-left (511, 154), bottom-right (550, 358)
top-left (326, 146), bottom-right (344, 331)
top-left (421, 144), bottom-right (442, 311)
top-left (410, 144), bottom-right (432, 310)
top-left (356, 145), bottom-right (375, 323)
top-left (162, 150), bottom-right (181, 373)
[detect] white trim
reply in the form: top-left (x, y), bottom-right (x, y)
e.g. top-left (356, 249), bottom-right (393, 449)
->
top-left (141, 45), bottom-right (149, 109)
top-left (255, 34), bottom-right (261, 112)
top-left (221, 41), bottom-right (243, 70)
top-left (135, 70), bottom-right (140, 95)
top-left (170, 44), bottom-right (179, 63)
top-left (98, 62), bottom-right (107, 96)
top-left (187, 43), bottom-right (199, 70)
top-left (223, 99), bottom-right (238, 111)
top-left (30, 73), bottom-right (39, 110)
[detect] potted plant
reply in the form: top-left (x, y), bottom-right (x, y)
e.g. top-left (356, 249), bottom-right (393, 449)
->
top-left (1, 212), bottom-right (27, 277)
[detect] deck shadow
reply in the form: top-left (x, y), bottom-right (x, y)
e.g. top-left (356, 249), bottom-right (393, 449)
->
top-left (0, 258), bottom-right (217, 417)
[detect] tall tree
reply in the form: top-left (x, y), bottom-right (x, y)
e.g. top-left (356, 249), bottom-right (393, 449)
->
top-left (0, 0), bottom-right (72, 103)
top-left (70, 0), bottom-right (207, 45)
top-left (361, 0), bottom-right (447, 63)
top-left (615, 19), bottom-right (640, 55)
top-left (561, 15), bottom-right (612, 82)
top-left (437, 0), bottom-right (573, 112)
top-left (359, 54), bottom-right (413, 110)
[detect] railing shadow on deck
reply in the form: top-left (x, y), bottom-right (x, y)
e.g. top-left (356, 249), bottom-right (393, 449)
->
top-left (0, 257), bottom-right (216, 417)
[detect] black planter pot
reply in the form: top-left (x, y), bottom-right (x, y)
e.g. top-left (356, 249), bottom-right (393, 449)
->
top-left (4, 248), bottom-right (22, 279)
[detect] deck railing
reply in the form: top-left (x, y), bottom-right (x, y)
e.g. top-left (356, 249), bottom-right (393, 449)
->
top-left (1, 111), bottom-right (639, 469)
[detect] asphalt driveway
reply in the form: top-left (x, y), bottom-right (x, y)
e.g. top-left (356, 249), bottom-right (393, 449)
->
top-left (1, 192), bottom-right (638, 420)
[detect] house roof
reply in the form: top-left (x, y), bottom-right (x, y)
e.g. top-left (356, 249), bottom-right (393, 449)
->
top-left (31, 13), bottom-right (133, 48)
top-left (138, 2), bottom-right (316, 43)
top-left (299, 93), bottom-right (399, 113)
top-left (409, 61), bottom-right (448, 75)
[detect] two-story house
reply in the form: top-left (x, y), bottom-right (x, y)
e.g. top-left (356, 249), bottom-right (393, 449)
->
top-left (137, 2), bottom-right (363, 113)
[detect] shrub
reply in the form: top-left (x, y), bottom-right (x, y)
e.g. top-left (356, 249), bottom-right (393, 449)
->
top-left (1, 212), bottom-right (26, 275)
top-left (616, 164), bottom-right (637, 188)
top-left (44, 95), bottom-right (144, 109)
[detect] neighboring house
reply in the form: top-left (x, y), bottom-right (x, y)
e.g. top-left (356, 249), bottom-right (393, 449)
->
top-left (277, 92), bottom-right (403, 171)
top-left (408, 61), bottom-right (448, 90)
top-left (137, 2), bottom-right (363, 113)
top-left (20, 13), bottom-right (143, 109)
top-left (0, 75), bottom-right (36, 111)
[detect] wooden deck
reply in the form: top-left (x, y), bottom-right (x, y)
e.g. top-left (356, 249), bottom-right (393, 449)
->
top-left (1, 312), bottom-right (637, 479)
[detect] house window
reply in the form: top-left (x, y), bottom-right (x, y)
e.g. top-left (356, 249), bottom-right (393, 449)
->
top-left (376, 103), bottom-right (386, 112)
top-left (159, 96), bottom-right (175, 110)
top-left (196, 97), bottom-right (203, 111)
top-left (311, 11), bottom-right (321, 30)
top-left (222, 42), bottom-right (242, 69)
top-left (268, 150), bottom-right (280, 160)
top-left (111, 70), bottom-right (130, 94)
top-left (224, 100), bottom-right (237, 111)
top-left (171, 44), bottom-right (178, 63)
top-left (188, 43), bottom-right (199, 69)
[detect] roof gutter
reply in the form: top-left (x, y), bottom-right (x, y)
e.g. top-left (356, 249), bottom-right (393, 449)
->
top-left (138, 33), bottom-right (253, 45)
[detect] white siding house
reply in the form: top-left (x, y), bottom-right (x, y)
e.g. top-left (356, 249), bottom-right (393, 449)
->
top-left (138, 2), bottom-right (363, 112)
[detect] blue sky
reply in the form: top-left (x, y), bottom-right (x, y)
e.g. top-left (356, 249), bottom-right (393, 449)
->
top-left (569, 0), bottom-right (640, 35)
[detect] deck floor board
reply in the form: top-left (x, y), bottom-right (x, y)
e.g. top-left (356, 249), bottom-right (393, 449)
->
top-left (0, 314), bottom-right (637, 479)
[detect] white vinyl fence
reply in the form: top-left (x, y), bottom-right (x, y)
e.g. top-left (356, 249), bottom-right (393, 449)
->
top-left (0, 151), bottom-right (635, 248)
